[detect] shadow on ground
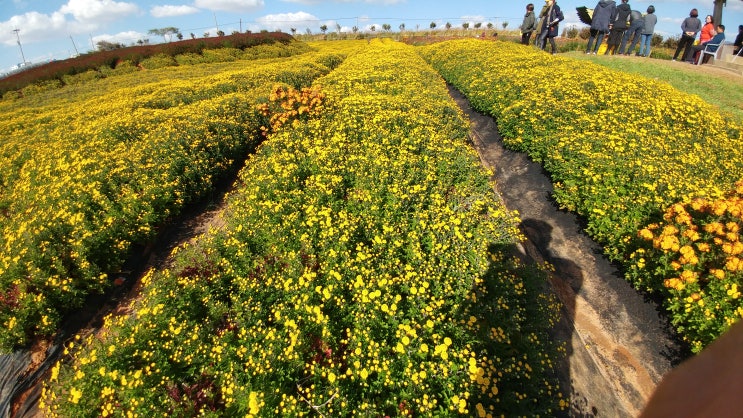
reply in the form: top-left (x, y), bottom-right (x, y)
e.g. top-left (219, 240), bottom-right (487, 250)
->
top-left (448, 85), bottom-right (684, 417)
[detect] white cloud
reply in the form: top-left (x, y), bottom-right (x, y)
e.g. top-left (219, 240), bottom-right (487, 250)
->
top-left (280, 0), bottom-right (405, 3)
top-left (151, 5), bottom-right (201, 18)
top-left (256, 11), bottom-right (320, 31)
top-left (59, 0), bottom-right (139, 23)
top-left (1, 0), bottom-right (141, 47)
top-left (92, 30), bottom-right (149, 47)
top-left (193, 0), bottom-right (264, 13)
top-left (0, 11), bottom-right (70, 45)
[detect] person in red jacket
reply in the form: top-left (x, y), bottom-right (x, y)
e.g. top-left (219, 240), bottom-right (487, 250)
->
top-left (688, 24), bottom-right (725, 64)
top-left (699, 15), bottom-right (716, 44)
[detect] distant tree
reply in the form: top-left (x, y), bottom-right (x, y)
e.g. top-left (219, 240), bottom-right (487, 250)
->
top-left (336, 23), bottom-right (342, 34)
top-left (320, 24), bottom-right (328, 34)
top-left (399, 23), bottom-right (405, 32)
top-left (190, 32), bottom-right (196, 39)
top-left (382, 24), bottom-right (391, 32)
top-left (501, 21), bottom-right (509, 29)
top-left (177, 32), bottom-right (183, 40)
top-left (370, 25), bottom-right (376, 32)
top-left (662, 35), bottom-right (679, 49)
top-left (445, 22), bottom-right (452, 30)
top-left (579, 27), bottom-right (590, 39)
top-left (306, 28), bottom-right (312, 35)
top-left (290, 27), bottom-right (297, 35)
top-left (148, 27), bottom-right (180, 42)
top-left (487, 22), bottom-right (494, 29)
top-left (652, 33), bottom-right (664, 46)
top-left (430, 22), bottom-right (437, 30)
top-left (564, 25), bottom-right (579, 38)
top-left (217, 30), bottom-right (225, 37)
top-left (137, 39), bottom-right (144, 45)
top-left (462, 22), bottom-right (470, 30)
top-left (352, 26), bottom-right (359, 33)
top-left (474, 22), bottom-right (482, 29)
top-left (96, 40), bottom-right (125, 51)
top-left (231, 31), bottom-right (240, 35)
top-left (203, 32), bottom-right (210, 38)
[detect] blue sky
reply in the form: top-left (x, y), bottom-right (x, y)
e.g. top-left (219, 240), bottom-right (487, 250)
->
top-left (2, 0), bottom-right (742, 73)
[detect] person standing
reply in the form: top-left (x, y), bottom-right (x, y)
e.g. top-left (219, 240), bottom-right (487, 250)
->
top-left (519, 3), bottom-right (538, 45)
top-left (537, 0), bottom-right (564, 54)
top-left (619, 9), bottom-right (644, 55)
top-left (637, 5), bottom-right (657, 57)
top-left (672, 9), bottom-right (702, 61)
top-left (606, 0), bottom-right (631, 55)
top-left (585, 0), bottom-right (617, 54)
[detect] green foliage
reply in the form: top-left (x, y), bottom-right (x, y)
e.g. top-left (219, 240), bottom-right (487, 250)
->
top-left (0, 50), bottom-right (341, 351)
top-left (42, 39), bottom-right (563, 417)
top-left (420, 38), bottom-right (743, 353)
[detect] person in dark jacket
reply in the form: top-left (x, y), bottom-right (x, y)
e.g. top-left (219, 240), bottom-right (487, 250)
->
top-left (606, 0), bottom-right (631, 55)
top-left (519, 3), bottom-right (538, 45)
top-left (585, 0), bottom-right (617, 54)
top-left (619, 9), bottom-right (644, 54)
top-left (537, 0), bottom-right (564, 54)
top-left (672, 9), bottom-right (702, 61)
top-left (733, 25), bottom-right (743, 56)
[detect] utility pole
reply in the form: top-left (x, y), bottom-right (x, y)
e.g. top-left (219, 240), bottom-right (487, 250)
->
top-left (712, 0), bottom-right (725, 29)
top-left (12, 28), bottom-right (27, 64)
top-left (214, 13), bottom-right (219, 32)
top-left (69, 35), bottom-right (79, 55)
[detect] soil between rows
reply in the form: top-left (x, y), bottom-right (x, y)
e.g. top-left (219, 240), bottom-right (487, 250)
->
top-left (448, 85), bottom-right (686, 417)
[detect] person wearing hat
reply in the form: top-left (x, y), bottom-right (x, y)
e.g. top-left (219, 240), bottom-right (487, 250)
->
top-left (585, 0), bottom-right (617, 54)
top-left (672, 9), bottom-right (702, 61)
top-left (537, 0), bottom-right (564, 54)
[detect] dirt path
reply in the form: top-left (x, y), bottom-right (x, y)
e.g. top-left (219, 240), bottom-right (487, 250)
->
top-left (449, 85), bottom-right (684, 417)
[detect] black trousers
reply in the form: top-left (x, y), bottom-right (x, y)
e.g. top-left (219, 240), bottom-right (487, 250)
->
top-left (521, 32), bottom-right (533, 45)
top-left (673, 34), bottom-right (696, 61)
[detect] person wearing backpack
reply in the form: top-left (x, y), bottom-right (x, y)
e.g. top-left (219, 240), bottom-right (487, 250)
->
top-left (519, 3), bottom-right (539, 45)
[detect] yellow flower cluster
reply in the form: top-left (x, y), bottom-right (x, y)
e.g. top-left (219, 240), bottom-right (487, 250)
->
top-left (42, 39), bottom-right (563, 417)
top-left (420, 39), bottom-right (743, 353)
top-left (630, 180), bottom-right (743, 352)
top-left (0, 47), bottom-right (340, 350)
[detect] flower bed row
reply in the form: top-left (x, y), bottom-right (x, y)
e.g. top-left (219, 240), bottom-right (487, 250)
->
top-left (0, 47), bottom-right (345, 350)
top-left (42, 39), bottom-right (564, 417)
top-left (419, 39), bottom-right (743, 352)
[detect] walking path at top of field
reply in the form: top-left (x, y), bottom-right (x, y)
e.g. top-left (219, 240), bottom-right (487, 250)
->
top-left (449, 85), bottom-right (683, 418)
